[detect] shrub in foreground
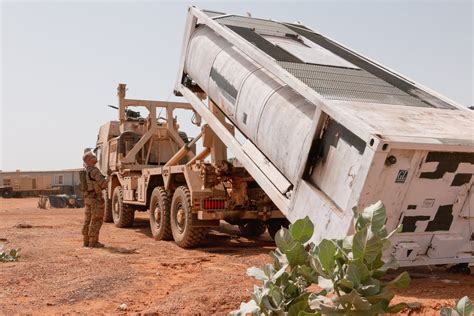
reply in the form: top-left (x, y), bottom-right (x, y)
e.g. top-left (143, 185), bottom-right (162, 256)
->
top-left (231, 201), bottom-right (417, 315)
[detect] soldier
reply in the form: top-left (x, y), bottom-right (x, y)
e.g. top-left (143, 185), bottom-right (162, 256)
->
top-left (82, 151), bottom-right (108, 248)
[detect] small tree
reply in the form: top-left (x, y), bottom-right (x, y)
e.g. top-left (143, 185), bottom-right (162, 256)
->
top-left (231, 201), bottom-right (417, 315)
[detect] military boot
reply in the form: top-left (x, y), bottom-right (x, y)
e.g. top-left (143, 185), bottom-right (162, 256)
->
top-left (83, 236), bottom-right (89, 247)
top-left (88, 239), bottom-right (105, 248)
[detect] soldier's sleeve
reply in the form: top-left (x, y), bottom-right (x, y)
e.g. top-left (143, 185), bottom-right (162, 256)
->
top-left (89, 167), bottom-right (108, 189)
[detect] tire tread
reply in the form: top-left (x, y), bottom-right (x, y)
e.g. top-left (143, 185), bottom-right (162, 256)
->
top-left (171, 186), bottom-right (208, 248)
top-left (113, 186), bottom-right (135, 228)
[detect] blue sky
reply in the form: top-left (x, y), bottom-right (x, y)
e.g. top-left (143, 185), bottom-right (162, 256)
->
top-left (1, 0), bottom-right (472, 171)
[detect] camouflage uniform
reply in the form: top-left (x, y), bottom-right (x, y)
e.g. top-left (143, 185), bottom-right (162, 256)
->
top-left (82, 166), bottom-right (107, 247)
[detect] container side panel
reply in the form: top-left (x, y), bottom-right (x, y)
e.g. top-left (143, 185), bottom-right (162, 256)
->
top-left (374, 150), bottom-right (474, 263)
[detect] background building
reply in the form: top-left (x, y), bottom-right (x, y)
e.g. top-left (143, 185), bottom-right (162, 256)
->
top-left (0, 169), bottom-right (82, 197)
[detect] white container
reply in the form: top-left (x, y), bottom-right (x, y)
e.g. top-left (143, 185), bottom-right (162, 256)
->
top-left (177, 8), bottom-right (474, 266)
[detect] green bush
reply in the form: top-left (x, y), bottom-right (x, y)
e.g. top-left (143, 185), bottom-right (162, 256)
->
top-left (231, 201), bottom-right (417, 315)
top-left (0, 248), bottom-right (20, 262)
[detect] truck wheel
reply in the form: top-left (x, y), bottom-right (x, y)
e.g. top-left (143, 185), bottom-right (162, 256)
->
top-left (267, 219), bottom-right (290, 240)
top-left (149, 187), bottom-right (172, 241)
top-left (103, 190), bottom-right (113, 223)
top-left (239, 221), bottom-right (267, 237)
top-left (170, 186), bottom-right (208, 248)
top-left (1, 187), bottom-right (12, 198)
top-left (112, 186), bottom-right (135, 228)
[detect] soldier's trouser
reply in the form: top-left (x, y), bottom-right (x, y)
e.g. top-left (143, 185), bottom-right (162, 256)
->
top-left (83, 197), bottom-right (105, 242)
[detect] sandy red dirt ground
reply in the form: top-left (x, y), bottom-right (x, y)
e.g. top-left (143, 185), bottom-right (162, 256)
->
top-left (0, 198), bottom-right (473, 315)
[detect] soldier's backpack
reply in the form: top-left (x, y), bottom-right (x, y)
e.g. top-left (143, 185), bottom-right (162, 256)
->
top-left (79, 169), bottom-right (88, 192)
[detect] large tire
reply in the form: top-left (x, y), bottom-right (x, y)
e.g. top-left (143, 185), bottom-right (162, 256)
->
top-left (239, 221), bottom-right (267, 237)
top-left (149, 187), bottom-right (172, 241)
top-left (1, 187), bottom-right (12, 198)
top-left (267, 219), bottom-right (290, 240)
top-left (103, 190), bottom-right (113, 223)
top-left (170, 186), bottom-right (208, 248)
top-left (112, 186), bottom-right (135, 228)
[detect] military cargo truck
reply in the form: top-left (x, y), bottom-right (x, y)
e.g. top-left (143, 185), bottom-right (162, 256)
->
top-left (95, 84), bottom-right (287, 248)
top-left (95, 7), bottom-right (473, 267)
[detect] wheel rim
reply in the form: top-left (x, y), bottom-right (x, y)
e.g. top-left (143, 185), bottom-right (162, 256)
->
top-left (175, 203), bottom-right (186, 233)
top-left (153, 204), bottom-right (161, 229)
top-left (113, 196), bottom-right (119, 217)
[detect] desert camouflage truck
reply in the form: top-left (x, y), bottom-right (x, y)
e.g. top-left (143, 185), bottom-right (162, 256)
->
top-left (94, 83), bottom-right (287, 248)
top-left (172, 7), bottom-right (474, 267)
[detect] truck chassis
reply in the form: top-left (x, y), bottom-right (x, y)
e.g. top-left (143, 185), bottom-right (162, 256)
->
top-left (96, 84), bottom-right (286, 248)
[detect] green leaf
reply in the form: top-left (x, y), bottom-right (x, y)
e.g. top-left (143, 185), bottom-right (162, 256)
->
top-left (263, 264), bottom-right (275, 279)
top-left (308, 294), bottom-right (338, 313)
top-left (373, 256), bottom-right (398, 278)
top-left (385, 271), bottom-right (410, 289)
top-left (335, 289), bottom-right (371, 310)
top-left (297, 265), bottom-right (319, 284)
top-left (352, 206), bottom-right (359, 218)
top-left (342, 235), bottom-right (353, 252)
top-left (455, 296), bottom-right (472, 316)
top-left (247, 267), bottom-right (268, 281)
top-left (229, 299), bottom-right (260, 316)
top-left (317, 239), bottom-right (337, 275)
top-left (261, 296), bottom-right (279, 312)
top-left (310, 257), bottom-right (330, 279)
top-left (352, 227), bottom-right (384, 264)
top-left (367, 254), bottom-right (384, 273)
top-left (268, 283), bottom-right (284, 308)
top-left (275, 228), bottom-right (296, 252)
top-left (286, 243), bottom-right (309, 267)
top-left (284, 281), bottom-right (299, 297)
top-left (387, 302), bottom-right (420, 313)
top-left (288, 293), bottom-right (311, 316)
top-left (251, 286), bottom-right (264, 305)
top-left (342, 311), bottom-right (376, 316)
top-left (334, 246), bottom-right (346, 261)
top-left (359, 278), bottom-right (381, 296)
top-left (9, 248), bottom-right (18, 257)
top-left (366, 286), bottom-right (395, 304)
top-left (297, 312), bottom-right (319, 316)
top-left (369, 301), bottom-right (389, 314)
top-left (353, 260), bottom-right (370, 282)
top-left (346, 264), bottom-right (362, 288)
top-left (384, 302), bottom-right (410, 313)
top-left (362, 201), bottom-right (386, 236)
top-left (338, 278), bottom-right (354, 290)
top-left (440, 308), bottom-right (459, 316)
top-left (288, 301), bottom-right (309, 316)
top-left (291, 292), bottom-right (311, 304)
top-left (290, 216), bottom-right (314, 243)
top-left (270, 249), bottom-right (288, 269)
top-left (353, 206), bottom-right (367, 232)
top-left (272, 264), bottom-right (288, 282)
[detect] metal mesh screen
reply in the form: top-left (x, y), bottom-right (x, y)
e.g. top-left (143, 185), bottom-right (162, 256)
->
top-left (215, 15), bottom-right (450, 108)
top-left (215, 15), bottom-right (297, 36)
top-left (279, 62), bottom-right (429, 107)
